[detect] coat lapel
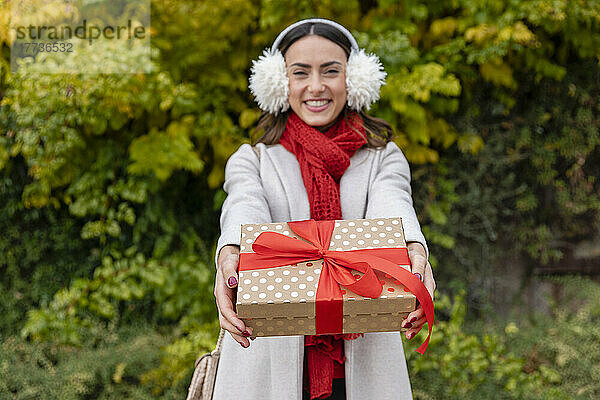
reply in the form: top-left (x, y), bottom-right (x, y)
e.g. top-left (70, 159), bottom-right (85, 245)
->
top-left (263, 143), bottom-right (372, 222)
top-left (262, 144), bottom-right (311, 220)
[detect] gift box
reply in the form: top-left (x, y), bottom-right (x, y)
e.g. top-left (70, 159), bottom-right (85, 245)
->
top-left (236, 217), bottom-right (420, 338)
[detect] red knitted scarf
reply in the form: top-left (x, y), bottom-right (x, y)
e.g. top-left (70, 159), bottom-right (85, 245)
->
top-left (279, 111), bottom-right (367, 399)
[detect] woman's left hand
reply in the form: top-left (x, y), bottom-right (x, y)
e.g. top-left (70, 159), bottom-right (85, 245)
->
top-left (401, 242), bottom-right (436, 340)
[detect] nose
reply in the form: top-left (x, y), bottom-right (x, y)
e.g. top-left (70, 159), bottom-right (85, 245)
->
top-left (308, 72), bottom-right (325, 94)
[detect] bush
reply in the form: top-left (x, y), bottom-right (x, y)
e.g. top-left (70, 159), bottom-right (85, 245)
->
top-left (0, 324), bottom-right (188, 400)
top-left (506, 276), bottom-right (600, 400)
top-left (404, 290), bottom-right (568, 399)
top-left (405, 276), bottom-right (600, 399)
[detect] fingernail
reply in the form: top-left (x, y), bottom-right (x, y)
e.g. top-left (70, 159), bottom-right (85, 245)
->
top-left (240, 341), bottom-right (248, 348)
top-left (242, 330), bottom-right (251, 337)
top-left (403, 322), bottom-right (413, 329)
top-left (409, 316), bottom-right (417, 323)
top-left (413, 273), bottom-right (422, 281)
top-left (228, 276), bottom-right (238, 287)
top-left (408, 332), bottom-right (415, 339)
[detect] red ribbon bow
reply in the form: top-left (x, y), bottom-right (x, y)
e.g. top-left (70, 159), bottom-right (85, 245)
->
top-left (239, 219), bottom-right (434, 354)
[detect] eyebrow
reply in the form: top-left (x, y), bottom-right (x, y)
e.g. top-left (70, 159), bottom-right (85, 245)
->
top-left (289, 61), bottom-right (343, 68)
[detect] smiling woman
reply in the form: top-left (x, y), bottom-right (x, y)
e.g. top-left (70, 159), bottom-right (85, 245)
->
top-left (251, 21), bottom-right (392, 147)
top-left (285, 36), bottom-right (347, 129)
top-left (208, 18), bottom-right (436, 400)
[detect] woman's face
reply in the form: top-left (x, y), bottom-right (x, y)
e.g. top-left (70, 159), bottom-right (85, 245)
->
top-left (285, 35), bottom-right (347, 128)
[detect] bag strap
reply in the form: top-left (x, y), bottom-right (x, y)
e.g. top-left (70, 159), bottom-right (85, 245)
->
top-left (214, 328), bottom-right (225, 355)
top-left (193, 329), bottom-right (225, 368)
top-left (187, 329), bottom-right (226, 400)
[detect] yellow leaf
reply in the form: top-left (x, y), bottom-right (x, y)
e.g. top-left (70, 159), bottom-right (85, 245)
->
top-left (480, 59), bottom-right (517, 89)
top-left (497, 26), bottom-right (513, 43)
top-left (429, 118), bottom-right (458, 149)
top-left (239, 109), bottom-right (261, 129)
top-left (207, 165), bottom-right (225, 189)
top-left (504, 322), bottom-right (519, 335)
top-left (405, 121), bottom-right (430, 145)
top-left (430, 17), bottom-right (457, 40)
top-left (113, 363), bottom-right (126, 383)
top-left (512, 21), bottom-right (538, 46)
top-left (457, 134), bottom-right (484, 155)
top-left (0, 143), bottom-right (8, 170)
top-left (465, 24), bottom-right (497, 45)
top-left (402, 142), bottom-right (439, 164)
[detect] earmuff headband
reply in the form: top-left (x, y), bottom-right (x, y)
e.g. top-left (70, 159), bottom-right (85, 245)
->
top-left (271, 18), bottom-right (359, 52)
top-left (249, 18), bottom-right (386, 115)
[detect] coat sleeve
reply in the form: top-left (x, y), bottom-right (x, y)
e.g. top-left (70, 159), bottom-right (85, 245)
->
top-left (215, 144), bottom-right (272, 267)
top-left (365, 141), bottom-right (428, 257)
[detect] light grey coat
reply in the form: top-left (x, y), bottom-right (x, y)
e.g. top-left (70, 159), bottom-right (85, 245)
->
top-left (213, 141), bottom-right (427, 400)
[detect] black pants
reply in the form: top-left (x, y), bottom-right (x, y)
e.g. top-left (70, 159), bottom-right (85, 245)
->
top-left (302, 378), bottom-right (346, 400)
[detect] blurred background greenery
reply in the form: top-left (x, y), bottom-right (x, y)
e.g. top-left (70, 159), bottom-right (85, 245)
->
top-left (1, 0), bottom-right (599, 398)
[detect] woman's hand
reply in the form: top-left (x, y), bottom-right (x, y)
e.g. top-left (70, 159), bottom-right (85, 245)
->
top-left (401, 242), bottom-right (436, 340)
top-left (214, 244), bottom-right (253, 348)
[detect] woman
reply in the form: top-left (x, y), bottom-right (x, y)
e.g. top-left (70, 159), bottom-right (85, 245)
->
top-left (213, 18), bottom-right (435, 400)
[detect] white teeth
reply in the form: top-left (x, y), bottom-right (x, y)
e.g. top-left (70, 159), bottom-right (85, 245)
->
top-left (305, 100), bottom-right (329, 107)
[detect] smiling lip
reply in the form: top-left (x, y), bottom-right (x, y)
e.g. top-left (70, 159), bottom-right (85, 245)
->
top-left (304, 99), bottom-right (331, 112)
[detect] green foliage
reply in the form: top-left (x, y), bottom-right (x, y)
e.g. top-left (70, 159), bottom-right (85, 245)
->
top-left (404, 290), bottom-right (570, 400)
top-left (412, 58), bottom-right (600, 299)
top-left (0, 162), bottom-right (100, 335)
top-left (20, 244), bottom-right (216, 346)
top-left (0, 325), bottom-right (187, 400)
top-left (140, 320), bottom-right (220, 395)
top-left (507, 276), bottom-right (600, 399)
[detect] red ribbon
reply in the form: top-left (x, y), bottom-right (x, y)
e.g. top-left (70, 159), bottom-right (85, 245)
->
top-left (239, 219), bottom-right (434, 354)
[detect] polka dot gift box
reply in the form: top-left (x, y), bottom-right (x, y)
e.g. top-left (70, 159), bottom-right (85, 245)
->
top-left (237, 218), bottom-right (424, 338)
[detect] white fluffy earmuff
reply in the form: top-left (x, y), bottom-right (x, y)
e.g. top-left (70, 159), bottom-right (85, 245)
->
top-left (248, 18), bottom-right (386, 115)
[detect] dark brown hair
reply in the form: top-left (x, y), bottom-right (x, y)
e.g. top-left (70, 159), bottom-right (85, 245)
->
top-left (252, 22), bottom-right (393, 147)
